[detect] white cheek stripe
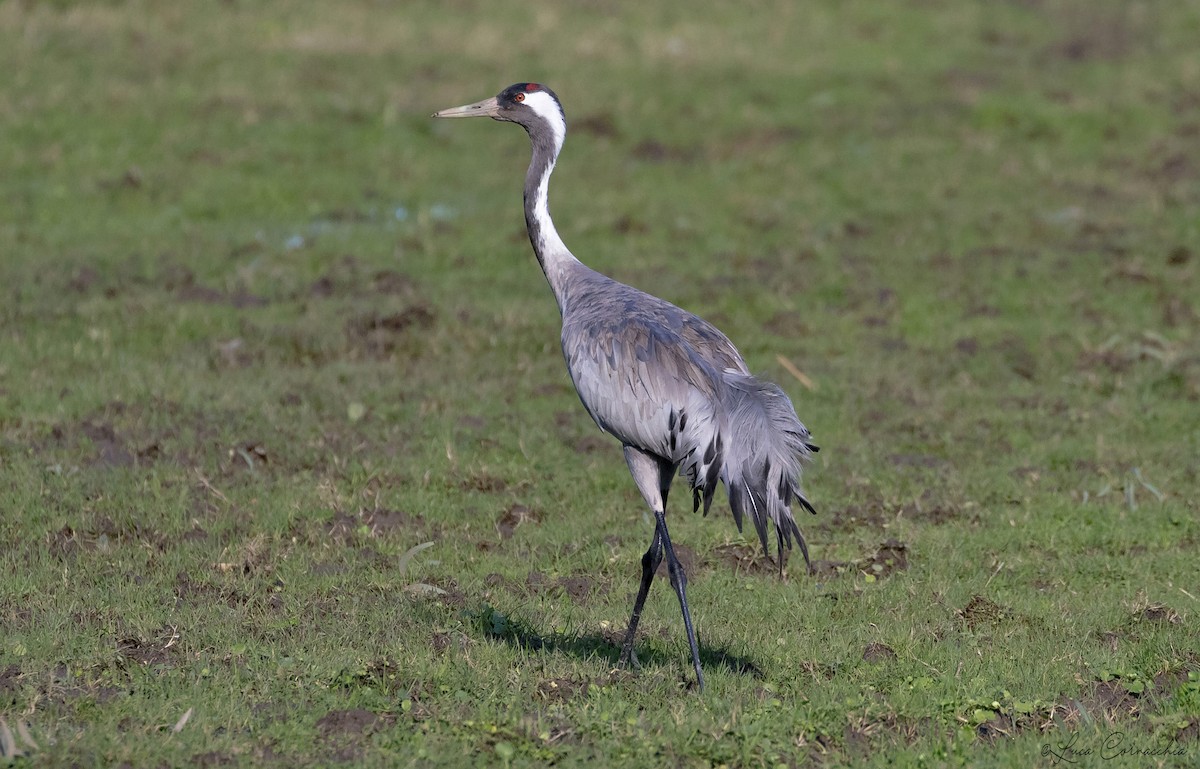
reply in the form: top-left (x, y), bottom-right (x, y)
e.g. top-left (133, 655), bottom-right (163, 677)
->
top-left (523, 90), bottom-right (566, 152)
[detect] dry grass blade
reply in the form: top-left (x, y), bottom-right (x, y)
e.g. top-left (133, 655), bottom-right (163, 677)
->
top-left (398, 541), bottom-right (436, 576)
top-left (775, 354), bottom-right (816, 391)
top-left (173, 707), bottom-right (194, 734)
top-left (1132, 468), bottom-right (1165, 502)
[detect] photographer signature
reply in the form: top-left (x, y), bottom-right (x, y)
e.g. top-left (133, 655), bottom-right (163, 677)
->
top-left (1041, 731), bottom-right (1187, 763)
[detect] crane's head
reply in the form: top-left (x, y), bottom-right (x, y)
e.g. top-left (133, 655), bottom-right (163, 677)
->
top-left (432, 83), bottom-right (566, 153)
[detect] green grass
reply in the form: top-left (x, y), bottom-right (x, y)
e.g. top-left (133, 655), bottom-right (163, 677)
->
top-left (2, 0), bottom-right (1198, 766)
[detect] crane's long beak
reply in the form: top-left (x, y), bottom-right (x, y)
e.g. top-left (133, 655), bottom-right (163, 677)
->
top-left (431, 95), bottom-right (501, 119)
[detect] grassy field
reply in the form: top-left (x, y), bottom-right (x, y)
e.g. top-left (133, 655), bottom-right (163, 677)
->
top-left (2, 0), bottom-right (1198, 766)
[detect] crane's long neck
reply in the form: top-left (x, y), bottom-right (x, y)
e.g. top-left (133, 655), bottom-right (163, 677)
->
top-left (523, 129), bottom-right (579, 314)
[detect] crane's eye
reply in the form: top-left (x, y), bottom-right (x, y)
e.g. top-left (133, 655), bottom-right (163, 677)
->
top-left (514, 93), bottom-right (525, 103)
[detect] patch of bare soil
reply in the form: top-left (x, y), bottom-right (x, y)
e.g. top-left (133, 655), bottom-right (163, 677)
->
top-left (324, 512), bottom-right (358, 543)
top-left (656, 542), bottom-right (698, 579)
top-left (1137, 604), bottom-right (1182, 625)
top-left (573, 435), bottom-right (608, 454)
top-left (189, 751), bottom-right (234, 768)
top-left (0, 665), bottom-right (22, 705)
top-left (116, 630), bottom-right (179, 669)
top-left (224, 441), bottom-right (268, 475)
top-left (975, 712), bottom-right (1020, 744)
top-left (1039, 3), bottom-right (1144, 64)
top-left (994, 335), bottom-right (1038, 380)
top-left (818, 503), bottom-right (890, 534)
top-left (372, 269), bottom-right (417, 296)
top-left (809, 539), bottom-right (911, 583)
top-left (344, 305), bottom-right (434, 359)
top-left (180, 527), bottom-right (210, 544)
top-left (316, 508), bottom-right (429, 546)
top-left (78, 421), bottom-right (131, 467)
top-left (762, 310), bottom-right (810, 337)
top-left (47, 526), bottom-right (82, 561)
top-left (1168, 245), bottom-right (1193, 266)
top-left (48, 516), bottom-right (168, 561)
top-left (68, 265), bottom-right (107, 295)
top-left (496, 504), bottom-right (541, 539)
top-left (424, 578), bottom-right (468, 609)
top-left (574, 113), bottom-right (618, 138)
top-left (167, 265), bottom-right (266, 308)
top-left (366, 659), bottom-right (405, 695)
top-left (362, 508), bottom-right (419, 538)
top-left (37, 664), bottom-right (122, 707)
top-left (52, 419), bottom-right (163, 469)
top-left (459, 472), bottom-right (508, 493)
top-left (1084, 681), bottom-right (1143, 722)
top-left (611, 214), bottom-right (650, 235)
top-left (537, 677), bottom-right (589, 703)
top-left (863, 642), bottom-right (897, 663)
top-left (845, 714), bottom-right (943, 752)
top-left (862, 539), bottom-right (909, 578)
top-left (173, 569), bottom-right (225, 608)
top-left (629, 139), bottom-right (695, 163)
top-left (524, 571), bottom-right (607, 605)
top-left (976, 658), bottom-right (1200, 744)
top-left (315, 708), bottom-right (394, 761)
top-left (710, 543), bottom-right (777, 576)
top-left (956, 595), bottom-right (1012, 630)
top-left (908, 492), bottom-right (963, 525)
top-left (39, 400), bottom-right (230, 474)
top-left (1144, 148), bottom-right (1197, 186)
top-left (810, 559), bottom-right (852, 580)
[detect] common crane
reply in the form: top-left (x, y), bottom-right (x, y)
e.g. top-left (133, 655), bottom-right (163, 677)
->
top-left (433, 83), bottom-right (818, 690)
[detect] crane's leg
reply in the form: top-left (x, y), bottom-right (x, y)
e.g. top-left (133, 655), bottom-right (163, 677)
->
top-left (656, 507), bottom-right (704, 690)
top-left (618, 515), bottom-right (662, 668)
top-left (619, 446), bottom-right (704, 690)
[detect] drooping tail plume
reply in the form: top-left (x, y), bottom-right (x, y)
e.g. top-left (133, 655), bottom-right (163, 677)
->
top-left (682, 372), bottom-right (817, 573)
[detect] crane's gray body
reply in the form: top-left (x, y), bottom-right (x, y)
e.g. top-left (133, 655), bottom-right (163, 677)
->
top-left (561, 261), bottom-right (742, 455)
top-left (434, 83), bottom-right (818, 689)
top-left (557, 261), bottom-right (815, 562)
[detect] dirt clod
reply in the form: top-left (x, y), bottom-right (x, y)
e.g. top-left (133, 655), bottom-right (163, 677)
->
top-left (190, 751), bottom-right (234, 768)
top-left (657, 542), bottom-right (698, 578)
top-left (324, 512), bottom-right (358, 543)
top-left (1087, 680), bottom-right (1142, 720)
top-left (537, 677), bottom-right (587, 703)
top-left (0, 665), bottom-right (22, 701)
top-left (496, 504), bottom-right (540, 539)
top-left (524, 571), bottom-right (606, 604)
top-left (461, 473), bottom-right (508, 493)
top-left (862, 539), bottom-right (909, 578)
top-left (862, 642), bottom-right (897, 663)
top-left (345, 306), bottom-right (434, 358)
top-left (82, 421), bottom-right (134, 468)
top-left (1138, 604), bottom-right (1181, 624)
top-left (711, 543), bottom-right (776, 576)
top-left (117, 636), bottom-right (173, 668)
top-left (362, 508), bottom-right (416, 538)
top-left (957, 595), bottom-right (1011, 629)
top-left (316, 708), bottom-right (385, 737)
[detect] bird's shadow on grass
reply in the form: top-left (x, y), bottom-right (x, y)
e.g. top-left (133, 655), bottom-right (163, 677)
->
top-left (469, 604), bottom-right (764, 680)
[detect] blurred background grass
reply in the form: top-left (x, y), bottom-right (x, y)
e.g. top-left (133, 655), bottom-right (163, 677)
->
top-left (1, 1), bottom-right (1198, 766)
